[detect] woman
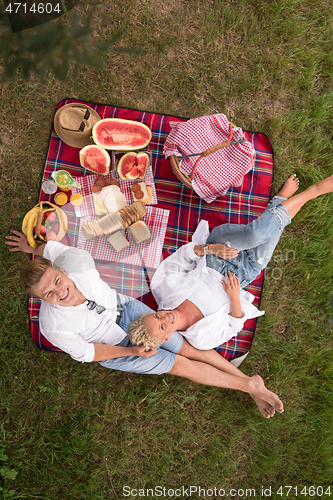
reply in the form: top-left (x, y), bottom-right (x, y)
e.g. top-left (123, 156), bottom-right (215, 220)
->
top-left (130, 174), bottom-right (333, 350)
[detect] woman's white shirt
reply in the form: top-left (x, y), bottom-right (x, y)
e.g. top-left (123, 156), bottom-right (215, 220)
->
top-left (150, 221), bottom-right (264, 350)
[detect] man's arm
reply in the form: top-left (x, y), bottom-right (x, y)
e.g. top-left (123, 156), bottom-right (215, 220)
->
top-left (5, 230), bottom-right (46, 257)
top-left (93, 343), bottom-right (157, 361)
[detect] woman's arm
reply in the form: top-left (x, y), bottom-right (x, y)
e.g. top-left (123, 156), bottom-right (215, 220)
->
top-left (194, 243), bottom-right (239, 259)
top-left (222, 272), bottom-right (243, 319)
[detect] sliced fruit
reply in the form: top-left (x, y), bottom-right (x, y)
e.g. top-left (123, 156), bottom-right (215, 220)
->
top-left (79, 145), bottom-right (110, 175)
top-left (117, 152), bottom-right (138, 180)
top-left (126, 166), bottom-right (141, 180)
top-left (136, 152), bottom-right (150, 178)
top-left (117, 151), bottom-right (149, 180)
top-left (92, 118), bottom-right (152, 151)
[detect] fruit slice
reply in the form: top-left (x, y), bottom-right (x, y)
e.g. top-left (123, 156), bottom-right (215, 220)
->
top-left (92, 119), bottom-right (152, 151)
top-left (79, 145), bottom-right (110, 175)
top-left (136, 152), bottom-right (150, 178)
top-left (117, 152), bottom-right (138, 180)
top-left (117, 152), bottom-right (150, 180)
top-left (126, 166), bottom-right (141, 180)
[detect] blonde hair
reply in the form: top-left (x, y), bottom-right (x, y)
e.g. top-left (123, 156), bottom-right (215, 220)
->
top-left (20, 258), bottom-right (52, 296)
top-left (129, 313), bottom-right (164, 349)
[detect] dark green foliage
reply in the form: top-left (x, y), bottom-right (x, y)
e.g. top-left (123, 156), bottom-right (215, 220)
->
top-left (0, 4), bottom-right (137, 82)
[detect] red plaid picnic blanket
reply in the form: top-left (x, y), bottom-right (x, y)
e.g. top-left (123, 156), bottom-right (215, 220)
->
top-left (29, 98), bottom-right (274, 361)
top-left (163, 114), bottom-right (254, 203)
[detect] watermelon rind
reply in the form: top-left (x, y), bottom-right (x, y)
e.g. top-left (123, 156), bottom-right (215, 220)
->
top-left (79, 145), bottom-right (110, 175)
top-left (136, 152), bottom-right (150, 178)
top-left (92, 118), bottom-right (152, 151)
top-left (117, 152), bottom-right (137, 180)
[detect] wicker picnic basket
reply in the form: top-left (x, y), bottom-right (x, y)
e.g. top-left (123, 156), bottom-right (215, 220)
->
top-left (169, 123), bottom-right (243, 189)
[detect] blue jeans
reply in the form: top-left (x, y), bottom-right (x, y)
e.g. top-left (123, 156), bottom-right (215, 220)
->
top-left (206, 197), bottom-right (291, 288)
top-left (99, 294), bottom-right (183, 375)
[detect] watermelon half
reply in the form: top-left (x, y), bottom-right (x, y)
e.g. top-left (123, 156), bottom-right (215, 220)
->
top-left (92, 118), bottom-right (152, 151)
top-left (117, 152), bottom-right (150, 180)
top-left (79, 145), bottom-right (110, 175)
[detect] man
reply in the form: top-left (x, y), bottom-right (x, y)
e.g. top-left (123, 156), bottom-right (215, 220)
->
top-left (6, 229), bottom-right (284, 419)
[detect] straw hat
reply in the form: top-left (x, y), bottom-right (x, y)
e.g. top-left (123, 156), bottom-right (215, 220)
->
top-left (54, 103), bottom-right (101, 148)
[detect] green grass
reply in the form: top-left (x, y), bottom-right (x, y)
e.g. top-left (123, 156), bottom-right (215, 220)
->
top-left (1, 0), bottom-right (333, 498)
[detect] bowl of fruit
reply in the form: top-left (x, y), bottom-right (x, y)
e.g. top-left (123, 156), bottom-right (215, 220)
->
top-left (22, 202), bottom-right (68, 248)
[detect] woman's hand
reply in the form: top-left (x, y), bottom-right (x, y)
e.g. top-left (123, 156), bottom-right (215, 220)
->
top-left (222, 271), bottom-right (241, 299)
top-left (222, 272), bottom-right (243, 318)
top-left (5, 230), bottom-right (33, 254)
top-left (211, 243), bottom-right (239, 259)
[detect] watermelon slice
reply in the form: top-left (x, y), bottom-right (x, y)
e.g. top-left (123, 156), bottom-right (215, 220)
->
top-left (136, 152), bottom-right (150, 178)
top-left (79, 145), bottom-right (110, 175)
top-left (126, 167), bottom-right (141, 180)
top-left (92, 118), bottom-right (152, 151)
top-left (117, 151), bottom-right (150, 180)
top-left (117, 152), bottom-right (138, 179)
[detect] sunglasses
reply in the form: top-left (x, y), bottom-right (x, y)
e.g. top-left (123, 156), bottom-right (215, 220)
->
top-left (62, 108), bottom-right (90, 132)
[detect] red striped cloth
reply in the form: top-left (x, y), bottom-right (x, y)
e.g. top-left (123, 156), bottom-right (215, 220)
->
top-left (163, 114), bottom-right (254, 203)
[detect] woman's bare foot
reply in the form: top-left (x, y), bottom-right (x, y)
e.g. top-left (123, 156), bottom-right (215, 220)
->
top-left (281, 173), bottom-right (333, 219)
top-left (277, 174), bottom-right (300, 198)
top-left (249, 375), bottom-right (284, 414)
top-left (250, 394), bottom-right (276, 418)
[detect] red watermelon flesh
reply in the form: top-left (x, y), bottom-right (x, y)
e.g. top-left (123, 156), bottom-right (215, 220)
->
top-left (79, 145), bottom-right (110, 175)
top-left (117, 152), bottom-right (138, 179)
top-left (93, 119), bottom-right (152, 150)
top-left (117, 152), bottom-right (150, 180)
top-left (126, 166), bottom-right (141, 180)
top-left (136, 153), bottom-right (150, 178)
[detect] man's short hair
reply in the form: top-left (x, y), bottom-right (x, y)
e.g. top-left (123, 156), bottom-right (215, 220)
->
top-left (129, 313), bottom-right (164, 349)
top-left (20, 258), bottom-right (52, 296)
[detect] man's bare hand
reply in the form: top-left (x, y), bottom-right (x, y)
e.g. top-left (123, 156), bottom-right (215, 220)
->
top-left (211, 243), bottom-right (239, 259)
top-left (131, 345), bottom-right (157, 358)
top-left (5, 230), bottom-right (33, 254)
